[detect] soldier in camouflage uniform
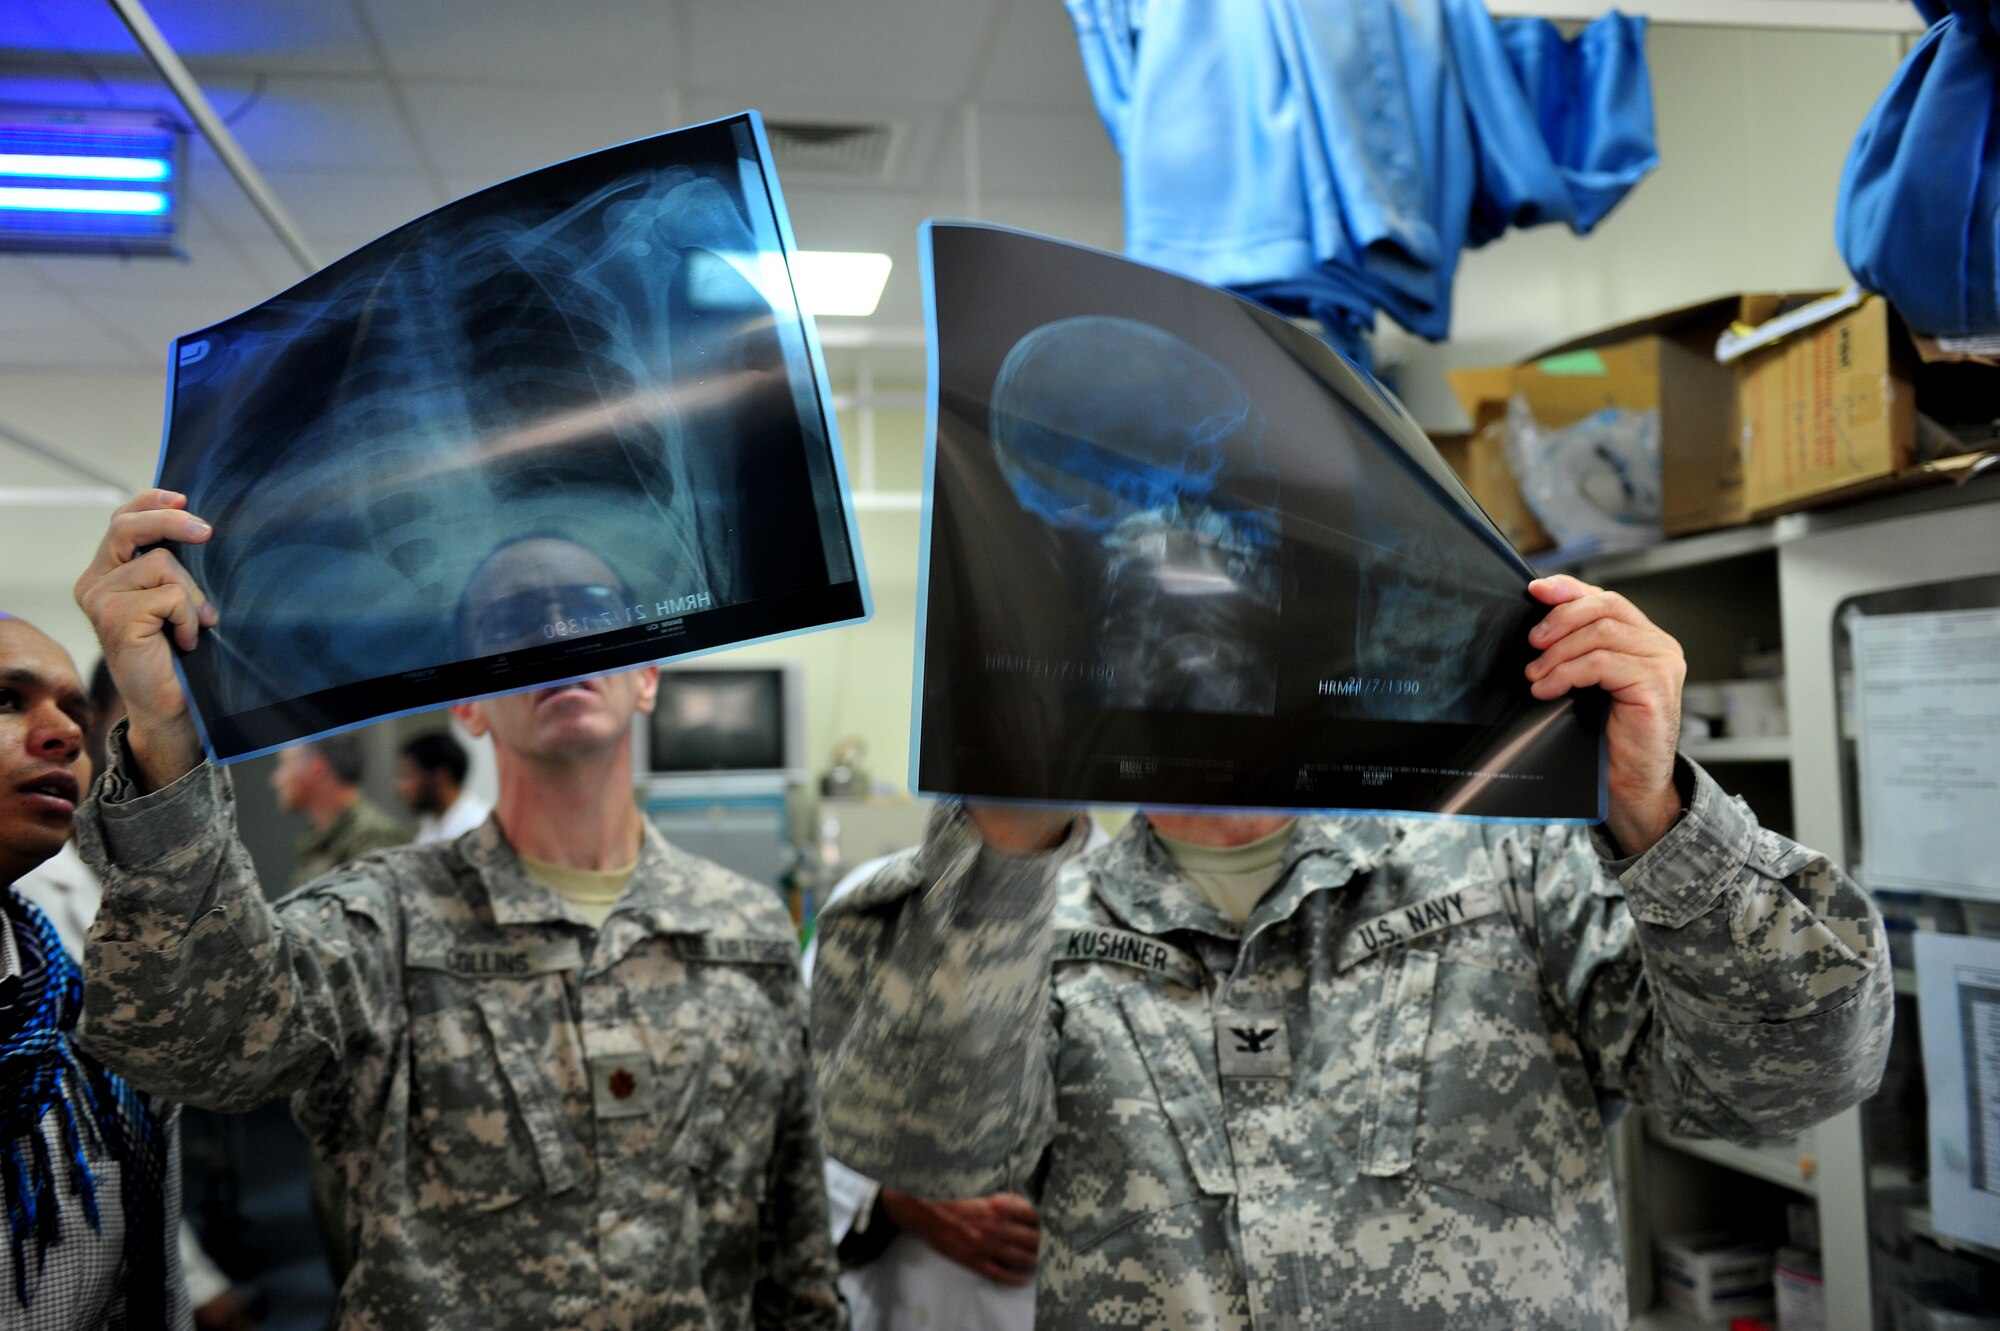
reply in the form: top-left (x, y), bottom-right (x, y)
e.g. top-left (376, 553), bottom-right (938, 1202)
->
top-left (272, 733), bottom-right (409, 889)
top-left (69, 490), bottom-right (845, 1330)
top-left (814, 574), bottom-right (1893, 1330)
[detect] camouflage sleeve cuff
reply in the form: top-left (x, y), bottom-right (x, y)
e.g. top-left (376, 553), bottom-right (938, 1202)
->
top-left (90, 717), bottom-right (227, 872)
top-left (1606, 759), bottom-right (1756, 929)
top-left (915, 802), bottom-right (1088, 922)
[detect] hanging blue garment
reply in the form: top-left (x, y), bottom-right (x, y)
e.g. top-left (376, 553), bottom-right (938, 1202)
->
top-left (1065, 0), bottom-right (1658, 365)
top-left (1836, 1), bottom-right (2000, 339)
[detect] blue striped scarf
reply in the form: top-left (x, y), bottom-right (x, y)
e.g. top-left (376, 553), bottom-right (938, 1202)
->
top-left (0, 888), bottom-right (166, 1329)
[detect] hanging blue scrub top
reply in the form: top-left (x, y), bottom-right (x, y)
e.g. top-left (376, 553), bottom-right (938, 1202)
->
top-left (1066, 0), bottom-right (1658, 363)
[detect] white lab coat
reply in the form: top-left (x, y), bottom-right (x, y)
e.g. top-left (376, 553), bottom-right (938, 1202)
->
top-left (415, 792), bottom-right (493, 845)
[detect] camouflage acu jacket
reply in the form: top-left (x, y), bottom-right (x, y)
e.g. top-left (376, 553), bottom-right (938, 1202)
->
top-left (812, 763), bottom-right (1892, 1330)
top-left (291, 794), bottom-right (407, 890)
top-left (73, 731), bottom-right (844, 1331)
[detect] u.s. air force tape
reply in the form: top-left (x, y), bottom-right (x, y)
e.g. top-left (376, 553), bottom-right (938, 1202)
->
top-left (664, 935), bottom-right (798, 966)
top-left (1335, 882), bottom-right (1503, 971)
top-left (1054, 927), bottom-right (1201, 988)
top-left (409, 938), bottom-right (584, 977)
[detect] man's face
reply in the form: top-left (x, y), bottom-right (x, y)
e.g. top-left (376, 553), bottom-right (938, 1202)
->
top-left (461, 537), bottom-right (630, 659)
top-left (454, 666), bottom-right (657, 767)
top-left (395, 756), bottom-right (434, 815)
top-left (271, 746), bottom-right (320, 813)
top-left (0, 620), bottom-right (91, 883)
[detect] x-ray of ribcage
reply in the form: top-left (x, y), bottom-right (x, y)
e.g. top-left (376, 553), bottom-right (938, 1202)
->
top-left (159, 116), bottom-right (862, 757)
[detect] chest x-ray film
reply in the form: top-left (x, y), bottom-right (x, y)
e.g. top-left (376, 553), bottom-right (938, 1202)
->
top-left (158, 113), bottom-right (869, 763)
top-left (913, 224), bottom-right (1604, 820)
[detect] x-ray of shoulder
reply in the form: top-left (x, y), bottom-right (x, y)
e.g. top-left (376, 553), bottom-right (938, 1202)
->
top-left (158, 113), bottom-right (869, 763)
top-left (913, 224), bottom-right (1604, 820)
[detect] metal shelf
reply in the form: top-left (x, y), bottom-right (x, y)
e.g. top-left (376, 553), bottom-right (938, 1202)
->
top-left (1539, 519), bottom-right (1792, 582)
top-left (1646, 1111), bottom-right (1817, 1197)
top-left (1682, 735), bottom-right (1792, 763)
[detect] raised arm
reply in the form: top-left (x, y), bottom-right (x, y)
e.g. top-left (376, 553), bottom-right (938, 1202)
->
top-left (1527, 762), bottom-right (1891, 1137)
top-left (810, 802), bottom-right (1080, 1199)
top-left (1517, 573), bottom-right (1891, 1136)
top-left (70, 490), bottom-right (403, 1113)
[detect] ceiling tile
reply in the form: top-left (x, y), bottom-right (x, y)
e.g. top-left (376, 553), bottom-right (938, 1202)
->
top-left (974, 0), bottom-right (1097, 110)
top-left (683, 94), bottom-right (953, 194)
top-left (0, 335), bottom-right (151, 371)
top-left (0, 285), bottom-right (107, 340)
top-left (193, 165), bottom-right (443, 249)
top-left (684, 0), bottom-right (1002, 104)
top-left (917, 191), bottom-right (1124, 254)
top-left (401, 80), bottom-right (674, 182)
top-left (361, 0), bottom-right (680, 85)
top-left (199, 74), bottom-right (427, 171)
top-left (24, 233), bottom-right (271, 299)
top-left (2, 0), bottom-right (379, 75)
top-left (928, 105), bottom-right (1119, 199)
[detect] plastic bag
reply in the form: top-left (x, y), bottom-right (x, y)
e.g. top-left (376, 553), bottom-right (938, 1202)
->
top-left (1501, 397), bottom-right (1662, 550)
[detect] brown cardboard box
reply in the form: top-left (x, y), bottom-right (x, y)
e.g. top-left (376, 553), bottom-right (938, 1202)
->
top-left (1428, 426), bottom-right (1554, 556)
top-left (1452, 294), bottom-right (1812, 536)
top-left (1739, 295), bottom-right (1916, 515)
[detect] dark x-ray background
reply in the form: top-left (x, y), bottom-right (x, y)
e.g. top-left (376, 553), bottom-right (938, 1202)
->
top-left (917, 223), bottom-right (1603, 819)
top-left (161, 115), bottom-right (862, 760)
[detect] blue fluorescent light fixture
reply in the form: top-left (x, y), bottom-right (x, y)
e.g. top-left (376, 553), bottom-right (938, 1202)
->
top-left (0, 106), bottom-right (182, 254)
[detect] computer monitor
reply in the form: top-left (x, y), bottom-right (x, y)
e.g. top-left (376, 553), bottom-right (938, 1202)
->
top-left (637, 662), bottom-right (805, 798)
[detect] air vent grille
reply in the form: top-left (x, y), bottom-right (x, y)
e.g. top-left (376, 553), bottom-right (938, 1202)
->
top-left (763, 119), bottom-right (898, 179)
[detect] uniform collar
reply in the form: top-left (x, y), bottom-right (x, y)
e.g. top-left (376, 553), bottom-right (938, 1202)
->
top-left (458, 815), bottom-right (764, 971)
top-left (1088, 812), bottom-right (1402, 942)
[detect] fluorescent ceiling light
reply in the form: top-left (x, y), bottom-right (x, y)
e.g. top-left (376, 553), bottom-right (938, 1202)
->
top-left (0, 153), bottom-right (172, 181)
top-left (0, 186), bottom-right (169, 215)
top-left (791, 250), bottom-right (892, 317)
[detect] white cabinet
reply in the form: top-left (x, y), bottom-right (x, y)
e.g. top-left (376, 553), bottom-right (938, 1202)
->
top-left (1559, 479), bottom-right (2000, 1330)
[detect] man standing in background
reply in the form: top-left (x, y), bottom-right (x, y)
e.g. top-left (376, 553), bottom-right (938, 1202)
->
top-left (396, 731), bottom-right (490, 845)
top-left (271, 734), bottom-right (407, 888)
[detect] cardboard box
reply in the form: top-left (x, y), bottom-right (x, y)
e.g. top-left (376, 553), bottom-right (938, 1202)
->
top-left (1429, 417), bottom-right (1553, 556)
top-left (1452, 294), bottom-right (1808, 537)
top-left (1739, 295), bottom-right (1916, 515)
top-left (1656, 1232), bottom-right (1776, 1322)
top-left (1774, 1247), bottom-right (1824, 1331)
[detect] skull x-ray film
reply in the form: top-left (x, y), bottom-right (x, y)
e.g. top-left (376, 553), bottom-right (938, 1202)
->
top-left (914, 224), bottom-right (1605, 821)
top-left (158, 113), bottom-right (869, 763)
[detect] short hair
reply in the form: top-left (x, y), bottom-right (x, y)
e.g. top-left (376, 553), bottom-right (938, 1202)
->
top-left (400, 730), bottom-right (468, 786)
top-left (305, 733), bottom-right (366, 786)
top-left (88, 657), bottom-right (118, 714)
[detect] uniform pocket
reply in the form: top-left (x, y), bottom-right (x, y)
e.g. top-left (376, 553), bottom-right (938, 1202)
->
top-left (1359, 947), bottom-right (1437, 1179)
top-left (408, 984), bottom-right (582, 1211)
top-left (1409, 955), bottom-right (1570, 1221)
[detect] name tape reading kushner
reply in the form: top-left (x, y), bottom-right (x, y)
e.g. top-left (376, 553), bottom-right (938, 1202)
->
top-left (1054, 926), bottom-right (1202, 988)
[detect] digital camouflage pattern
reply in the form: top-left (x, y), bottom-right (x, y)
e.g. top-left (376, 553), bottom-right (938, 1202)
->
top-left (73, 726), bottom-right (843, 1331)
top-left (812, 761), bottom-right (1893, 1330)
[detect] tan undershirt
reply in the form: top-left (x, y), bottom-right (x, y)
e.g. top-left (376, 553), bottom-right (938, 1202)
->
top-left (1155, 821), bottom-right (1297, 925)
top-left (519, 853), bottom-right (638, 930)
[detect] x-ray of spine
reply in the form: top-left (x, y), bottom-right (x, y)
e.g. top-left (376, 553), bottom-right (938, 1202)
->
top-left (161, 118), bottom-right (853, 731)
